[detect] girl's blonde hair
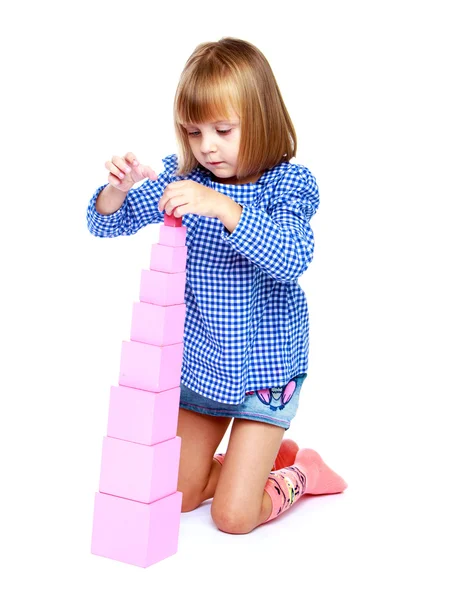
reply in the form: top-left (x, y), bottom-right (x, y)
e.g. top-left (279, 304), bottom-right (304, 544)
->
top-left (173, 37), bottom-right (297, 179)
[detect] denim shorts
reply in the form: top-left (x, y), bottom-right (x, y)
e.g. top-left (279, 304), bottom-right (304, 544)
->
top-left (179, 373), bottom-right (307, 430)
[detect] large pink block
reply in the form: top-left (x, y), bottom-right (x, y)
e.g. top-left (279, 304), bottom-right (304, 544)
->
top-left (107, 385), bottom-right (180, 445)
top-left (139, 269), bottom-right (186, 306)
top-left (91, 490), bottom-right (183, 568)
top-left (159, 224), bottom-right (187, 247)
top-left (119, 340), bottom-right (183, 392)
top-left (150, 243), bottom-right (187, 273)
top-left (130, 302), bottom-right (186, 346)
top-left (99, 435), bottom-right (181, 503)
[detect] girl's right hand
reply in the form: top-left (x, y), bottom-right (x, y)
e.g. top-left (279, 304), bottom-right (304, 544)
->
top-left (105, 152), bottom-right (158, 192)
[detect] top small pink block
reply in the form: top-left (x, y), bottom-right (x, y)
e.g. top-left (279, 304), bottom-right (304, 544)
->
top-left (164, 214), bottom-right (182, 228)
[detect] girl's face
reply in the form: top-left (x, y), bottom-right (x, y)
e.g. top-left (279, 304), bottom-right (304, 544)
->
top-left (183, 111), bottom-right (259, 185)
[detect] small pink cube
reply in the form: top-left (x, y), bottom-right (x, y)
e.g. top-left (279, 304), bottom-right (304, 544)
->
top-left (130, 302), bottom-right (186, 346)
top-left (99, 435), bottom-right (181, 503)
top-left (150, 244), bottom-right (187, 273)
top-left (139, 270), bottom-right (186, 306)
top-left (159, 224), bottom-right (187, 247)
top-left (119, 340), bottom-right (183, 392)
top-left (164, 213), bottom-right (182, 228)
top-left (107, 385), bottom-right (180, 445)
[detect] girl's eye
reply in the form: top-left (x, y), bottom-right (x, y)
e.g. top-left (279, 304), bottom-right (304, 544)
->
top-left (187, 129), bottom-right (232, 136)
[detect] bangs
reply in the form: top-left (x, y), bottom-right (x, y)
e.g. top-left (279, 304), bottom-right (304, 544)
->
top-left (175, 71), bottom-right (240, 126)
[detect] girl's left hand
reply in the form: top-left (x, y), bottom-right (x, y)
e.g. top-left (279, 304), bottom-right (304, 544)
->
top-left (158, 180), bottom-right (227, 219)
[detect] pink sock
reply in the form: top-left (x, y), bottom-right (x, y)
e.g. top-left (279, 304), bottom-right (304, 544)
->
top-left (263, 466), bottom-right (306, 521)
top-left (295, 449), bottom-right (348, 496)
top-left (213, 453), bottom-right (225, 466)
top-left (263, 448), bottom-right (347, 522)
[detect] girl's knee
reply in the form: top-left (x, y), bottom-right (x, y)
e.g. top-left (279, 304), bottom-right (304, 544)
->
top-left (179, 457), bottom-right (220, 512)
top-left (210, 503), bottom-right (257, 534)
top-left (181, 491), bottom-right (204, 513)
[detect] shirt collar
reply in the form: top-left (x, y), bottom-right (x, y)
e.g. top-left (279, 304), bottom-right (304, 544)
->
top-left (195, 160), bottom-right (288, 186)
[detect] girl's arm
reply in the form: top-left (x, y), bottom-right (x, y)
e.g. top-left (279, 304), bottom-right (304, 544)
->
top-left (95, 184), bottom-right (127, 216)
top-left (220, 165), bottom-right (320, 282)
top-left (86, 155), bottom-right (177, 238)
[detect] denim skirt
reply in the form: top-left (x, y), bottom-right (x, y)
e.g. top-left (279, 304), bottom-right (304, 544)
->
top-left (179, 373), bottom-right (307, 430)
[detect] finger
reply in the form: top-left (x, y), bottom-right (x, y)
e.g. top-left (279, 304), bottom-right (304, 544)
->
top-left (158, 190), bottom-right (170, 211)
top-left (166, 200), bottom-right (188, 218)
top-left (124, 152), bottom-right (139, 167)
top-left (161, 184), bottom-right (187, 202)
top-left (107, 173), bottom-right (123, 186)
top-left (161, 194), bottom-right (186, 214)
top-left (172, 205), bottom-right (187, 218)
top-left (105, 158), bottom-right (127, 181)
top-left (158, 190), bottom-right (182, 211)
top-left (120, 157), bottom-right (132, 175)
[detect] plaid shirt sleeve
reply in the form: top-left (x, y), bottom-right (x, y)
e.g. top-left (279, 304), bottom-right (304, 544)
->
top-left (86, 155), bottom-right (177, 237)
top-left (220, 165), bottom-right (320, 282)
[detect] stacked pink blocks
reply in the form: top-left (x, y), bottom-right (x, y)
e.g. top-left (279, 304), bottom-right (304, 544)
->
top-left (91, 214), bottom-right (187, 568)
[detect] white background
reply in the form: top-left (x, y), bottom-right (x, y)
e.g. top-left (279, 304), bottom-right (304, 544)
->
top-left (1, 0), bottom-right (453, 598)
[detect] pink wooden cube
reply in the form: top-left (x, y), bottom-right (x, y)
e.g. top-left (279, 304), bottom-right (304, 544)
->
top-left (107, 385), bottom-right (180, 445)
top-left (99, 435), bottom-right (181, 503)
top-left (150, 244), bottom-right (187, 273)
top-left (139, 270), bottom-right (186, 306)
top-left (164, 213), bottom-right (182, 228)
top-left (91, 490), bottom-right (183, 567)
top-left (119, 340), bottom-right (183, 392)
top-left (130, 302), bottom-right (186, 346)
top-left (159, 224), bottom-right (187, 247)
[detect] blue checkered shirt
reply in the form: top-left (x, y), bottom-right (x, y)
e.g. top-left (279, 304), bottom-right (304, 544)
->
top-left (86, 154), bottom-right (320, 405)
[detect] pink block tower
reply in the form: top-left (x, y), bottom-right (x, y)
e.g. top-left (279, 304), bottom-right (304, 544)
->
top-left (91, 213), bottom-right (187, 568)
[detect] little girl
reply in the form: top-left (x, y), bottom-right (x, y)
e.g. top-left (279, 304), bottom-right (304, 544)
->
top-left (87, 37), bottom-right (347, 535)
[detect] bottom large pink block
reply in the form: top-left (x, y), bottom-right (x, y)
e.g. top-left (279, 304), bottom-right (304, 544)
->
top-left (91, 490), bottom-right (183, 568)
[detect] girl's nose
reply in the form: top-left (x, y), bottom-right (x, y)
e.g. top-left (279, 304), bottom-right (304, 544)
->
top-left (200, 135), bottom-right (217, 153)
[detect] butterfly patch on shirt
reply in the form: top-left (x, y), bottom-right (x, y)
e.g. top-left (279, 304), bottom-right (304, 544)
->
top-left (249, 379), bottom-right (297, 411)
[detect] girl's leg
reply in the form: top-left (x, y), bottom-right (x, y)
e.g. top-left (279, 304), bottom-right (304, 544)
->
top-left (211, 419), bottom-right (347, 534)
top-left (211, 419), bottom-right (285, 533)
top-left (263, 448), bottom-right (347, 522)
top-left (214, 437), bottom-right (299, 471)
top-left (177, 407), bottom-right (232, 512)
